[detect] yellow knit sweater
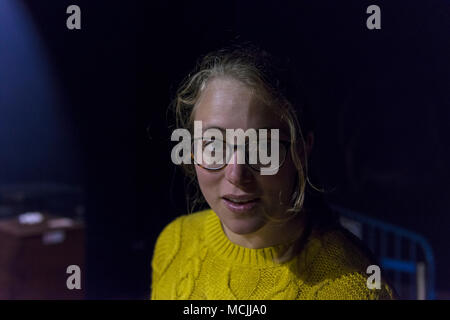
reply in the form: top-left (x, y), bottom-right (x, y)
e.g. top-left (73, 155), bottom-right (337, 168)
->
top-left (151, 209), bottom-right (396, 300)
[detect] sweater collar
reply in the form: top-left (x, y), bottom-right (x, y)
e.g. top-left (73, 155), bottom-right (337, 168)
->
top-left (204, 209), bottom-right (301, 267)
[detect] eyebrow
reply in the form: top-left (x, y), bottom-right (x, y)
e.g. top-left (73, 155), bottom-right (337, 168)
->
top-left (203, 126), bottom-right (226, 132)
top-left (203, 126), bottom-right (290, 139)
top-left (203, 126), bottom-right (285, 132)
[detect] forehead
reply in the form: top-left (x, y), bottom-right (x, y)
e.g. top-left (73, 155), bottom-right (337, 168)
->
top-left (193, 78), bottom-right (287, 134)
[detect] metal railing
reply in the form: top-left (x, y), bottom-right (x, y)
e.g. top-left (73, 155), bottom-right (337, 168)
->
top-left (331, 204), bottom-right (435, 300)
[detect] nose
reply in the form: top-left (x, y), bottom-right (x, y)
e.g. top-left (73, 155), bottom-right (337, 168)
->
top-left (224, 149), bottom-right (254, 186)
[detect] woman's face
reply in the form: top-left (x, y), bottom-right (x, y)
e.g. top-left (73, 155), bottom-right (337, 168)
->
top-left (193, 77), bottom-right (301, 236)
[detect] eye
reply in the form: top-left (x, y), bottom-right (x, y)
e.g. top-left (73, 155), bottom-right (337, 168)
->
top-left (204, 138), bottom-right (225, 154)
top-left (203, 139), bottom-right (222, 151)
top-left (201, 139), bottom-right (227, 167)
top-left (257, 139), bottom-right (272, 153)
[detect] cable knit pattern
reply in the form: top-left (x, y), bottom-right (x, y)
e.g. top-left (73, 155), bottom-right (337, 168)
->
top-left (151, 209), bottom-right (396, 300)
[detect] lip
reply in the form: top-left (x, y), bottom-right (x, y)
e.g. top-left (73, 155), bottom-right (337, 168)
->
top-left (221, 194), bottom-right (260, 213)
top-left (222, 194), bottom-right (260, 202)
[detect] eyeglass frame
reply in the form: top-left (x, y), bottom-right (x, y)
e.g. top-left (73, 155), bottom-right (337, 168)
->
top-left (190, 137), bottom-right (292, 172)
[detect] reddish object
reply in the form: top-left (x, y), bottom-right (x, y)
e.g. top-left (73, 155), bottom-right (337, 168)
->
top-left (0, 213), bottom-right (85, 299)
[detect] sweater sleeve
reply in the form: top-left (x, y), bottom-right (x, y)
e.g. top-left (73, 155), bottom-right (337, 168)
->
top-left (312, 271), bottom-right (397, 300)
top-left (302, 228), bottom-right (398, 300)
top-left (150, 216), bottom-right (183, 300)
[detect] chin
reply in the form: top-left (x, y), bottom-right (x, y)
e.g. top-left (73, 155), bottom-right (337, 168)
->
top-left (217, 208), bottom-right (266, 235)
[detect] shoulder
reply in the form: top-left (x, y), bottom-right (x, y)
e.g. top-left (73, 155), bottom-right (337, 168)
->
top-left (153, 209), bottom-right (212, 250)
top-left (309, 268), bottom-right (397, 300)
top-left (313, 226), bottom-right (376, 273)
top-left (302, 227), bottom-right (396, 299)
top-left (151, 209), bottom-right (212, 271)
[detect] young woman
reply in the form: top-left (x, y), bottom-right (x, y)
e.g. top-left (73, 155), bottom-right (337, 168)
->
top-left (151, 43), bottom-right (397, 300)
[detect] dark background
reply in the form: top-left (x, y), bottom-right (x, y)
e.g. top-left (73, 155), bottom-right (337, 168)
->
top-left (1, 0), bottom-right (449, 298)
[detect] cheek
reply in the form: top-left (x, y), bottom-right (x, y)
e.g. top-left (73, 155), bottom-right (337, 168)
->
top-left (260, 163), bottom-right (297, 203)
top-left (195, 166), bottom-right (221, 200)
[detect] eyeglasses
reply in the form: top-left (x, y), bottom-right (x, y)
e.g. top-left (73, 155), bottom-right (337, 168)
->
top-left (191, 137), bottom-right (290, 172)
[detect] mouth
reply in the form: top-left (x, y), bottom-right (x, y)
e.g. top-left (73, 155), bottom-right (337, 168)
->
top-left (221, 195), bottom-right (260, 213)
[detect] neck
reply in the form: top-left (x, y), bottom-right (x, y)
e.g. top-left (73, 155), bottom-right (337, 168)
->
top-left (221, 211), bottom-right (306, 249)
